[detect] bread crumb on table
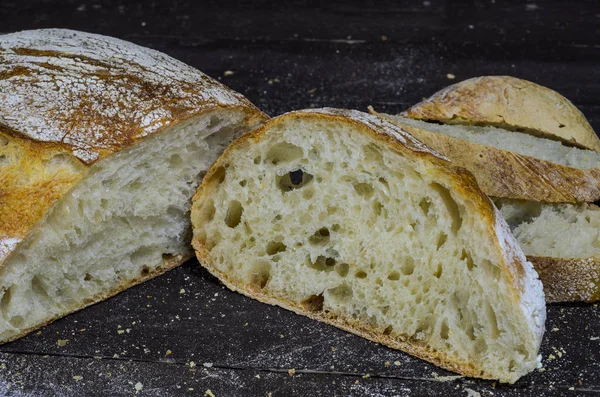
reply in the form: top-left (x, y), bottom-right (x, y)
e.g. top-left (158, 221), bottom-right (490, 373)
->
top-left (57, 339), bottom-right (69, 346)
top-left (288, 368), bottom-right (296, 376)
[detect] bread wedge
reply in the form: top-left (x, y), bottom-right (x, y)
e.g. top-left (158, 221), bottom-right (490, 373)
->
top-left (0, 29), bottom-right (267, 343)
top-left (190, 108), bottom-right (545, 383)
top-left (403, 75), bottom-right (600, 151)
top-left (370, 112), bottom-right (600, 203)
top-left (495, 199), bottom-right (600, 303)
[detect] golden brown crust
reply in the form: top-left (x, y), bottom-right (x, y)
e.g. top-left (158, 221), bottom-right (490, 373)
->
top-left (403, 76), bottom-right (600, 151)
top-left (529, 256), bottom-right (600, 303)
top-left (2, 254), bottom-right (190, 344)
top-left (191, 108), bottom-right (545, 382)
top-left (0, 29), bottom-right (267, 267)
top-left (371, 114), bottom-right (600, 203)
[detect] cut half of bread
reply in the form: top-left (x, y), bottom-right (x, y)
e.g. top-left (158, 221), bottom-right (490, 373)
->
top-left (190, 108), bottom-right (545, 383)
top-left (370, 111), bottom-right (600, 203)
top-left (403, 76), bottom-right (600, 152)
top-left (0, 29), bottom-right (268, 343)
top-left (495, 199), bottom-right (600, 303)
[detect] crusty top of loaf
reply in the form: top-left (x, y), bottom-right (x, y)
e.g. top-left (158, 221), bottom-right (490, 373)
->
top-left (0, 28), bottom-right (265, 265)
top-left (0, 28), bottom-right (260, 163)
top-left (402, 76), bottom-right (600, 152)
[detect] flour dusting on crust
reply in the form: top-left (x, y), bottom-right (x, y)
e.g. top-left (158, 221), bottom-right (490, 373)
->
top-left (0, 29), bottom-right (254, 163)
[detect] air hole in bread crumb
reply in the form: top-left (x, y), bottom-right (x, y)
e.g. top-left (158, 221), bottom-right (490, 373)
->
top-left (327, 283), bottom-right (353, 303)
top-left (0, 155), bottom-right (8, 166)
top-left (433, 263), bottom-right (443, 278)
top-left (419, 198), bottom-right (431, 216)
top-left (248, 260), bottom-right (271, 289)
top-left (278, 169), bottom-right (314, 191)
top-left (387, 271), bottom-right (400, 281)
top-left (302, 186), bottom-right (316, 199)
top-left (373, 200), bottom-right (383, 216)
top-left (331, 224), bottom-right (340, 232)
top-left (265, 142), bottom-right (303, 165)
top-left (0, 287), bottom-right (13, 319)
top-left (266, 241), bottom-right (287, 255)
top-left (308, 256), bottom-right (336, 272)
top-left (308, 228), bottom-right (330, 245)
top-left (84, 273), bottom-right (93, 281)
top-left (239, 180), bottom-right (247, 187)
top-left (436, 233), bottom-right (447, 250)
top-left (335, 263), bottom-right (349, 277)
top-left (225, 200), bottom-right (243, 228)
top-left (212, 166), bottom-right (226, 184)
top-left (354, 183), bottom-right (374, 198)
top-left (141, 266), bottom-right (150, 276)
top-left (364, 143), bottom-right (383, 163)
top-left (401, 257), bottom-right (415, 276)
top-left (383, 325), bottom-right (393, 336)
top-left (431, 183), bottom-right (463, 233)
top-left (460, 249), bottom-right (475, 271)
top-left (440, 318), bottom-right (449, 339)
top-left (253, 156), bottom-right (261, 164)
top-left (31, 277), bottom-right (48, 299)
top-left (301, 294), bottom-right (324, 312)
top-left (355, 270), bottom-right (367, 279)
top-left (169, 154), bottom-right (184, 167)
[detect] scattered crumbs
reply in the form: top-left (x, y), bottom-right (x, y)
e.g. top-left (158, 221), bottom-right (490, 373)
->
top-left (188, 361), bottom-right (196, 368)
top-left (166, 350), bottom-right (173, 355)
top-left (331, 347), bottom-right (337, 351)
top-left (94, 356), bottom-right (102, 360)
top-left (268, 393), bottom-right (273, 397)
top-left (113, 354), bottom-right (119, 359)
top-left (57, 339), bottom-right (69, 347)
top-left (381, 35), bottom-right (388, 41)
top-left (189, 388), bottom-right (194, 391)
top-left (175, 315), bottom-right (180, 320)
top-left (117, 330), bottom-right (125, 335)
top-left (393, 361), bottom-right (401, 366)
top-left (569, 387), bottom-right (575, 390)
top-left (203, 362), bottom-right (213, 368)
top-left (446, 73), bottom-right (456, 79)
top-left (384, 361), bottom-right (391, 367)
top-left (244, 322), bottom-right (249, 327)
top-left (223, 71), bottom-right (235, 77)
top-left (179, 288), bottom-right (186, 294)
top-left (255, 374), bottom-right (261, 379)
top-left (126, 329), bottom-right (131, 334)
top-left (354, 380), bottom-right (359, 385)
top-left (362, 374), bottom-right (370, 379)
top-left (72, 376), bottom-right (83, 381)
top-left (551, 327), bottom-right (559, 332)
top-left (288, 368), bottom-right (296, 376)
top-left (205, 389), bottom-right (215, 397)
top-left (134, 382), bottom-right (143, 391)
top-left (539, 367), bottom-right (546, 372)
top-left (590, 337), bottom-right (599, 341)
top-left (279, 334), bottom-right (285, 338)
top-left (465, 388), bottom-right (481, 397)
top-left (36, 331), bottom-right (42, 336)
top-left (433, 374), bottom-right (463, 382)
top-left (308, 88), bottom-right (317, 94)
top-left (144, 348), bottom-right (151, 354)
top-left (548, 354), bottom-right (556, 360)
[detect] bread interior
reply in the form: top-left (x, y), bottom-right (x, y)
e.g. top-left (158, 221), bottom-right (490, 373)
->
top-left (192, 117), bottom-right (542, 382)
top-left (0, 110), bottom-right (251, 341)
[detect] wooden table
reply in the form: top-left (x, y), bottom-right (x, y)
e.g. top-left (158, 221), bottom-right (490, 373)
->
top-left (1, 1), bottom-right (599, 395)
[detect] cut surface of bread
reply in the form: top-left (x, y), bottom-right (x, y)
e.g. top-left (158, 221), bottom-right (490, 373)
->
top-left (371, 111), bottom-right (600, 203)
top-left (0, 29), bottom-right (267, 342)
top-left (495, 199), bottom-right (600, 302)
top-left (402, 75), bottom-right (600, 151)
top-left (191, 108), bottom-right (545, 383)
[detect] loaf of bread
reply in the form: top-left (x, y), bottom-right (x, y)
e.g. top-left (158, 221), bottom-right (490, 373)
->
top-left (0, 29), bottom-right (267, 343)
top-left (371, 76), bottom-right (600, 301)
top-left (190, 108), bottom-right (545, 383)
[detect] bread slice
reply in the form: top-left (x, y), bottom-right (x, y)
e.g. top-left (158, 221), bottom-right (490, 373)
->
top-left (0, 29), bottom-right (267, 343)
top-left (370, 112), bottom-right (600, 203)
top-left (403, 75), bottom-right (600, 151)
top-left (190, 108), bottom-right (545, 383)
top-left (495, 199), bottom-right (600, 303)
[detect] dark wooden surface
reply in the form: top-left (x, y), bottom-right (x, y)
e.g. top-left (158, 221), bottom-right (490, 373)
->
top-left (1, 1), bottom-right (600, 396)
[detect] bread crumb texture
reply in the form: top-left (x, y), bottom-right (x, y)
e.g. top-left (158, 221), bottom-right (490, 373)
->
top-left (191, 109), bottom-right (545, 383)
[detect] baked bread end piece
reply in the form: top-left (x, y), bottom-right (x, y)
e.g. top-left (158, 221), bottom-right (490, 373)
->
top-left (191, 108), bottom-right (545, 383)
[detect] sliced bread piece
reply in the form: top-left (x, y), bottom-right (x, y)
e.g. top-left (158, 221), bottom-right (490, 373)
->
top-left (0, 29), bottom-right (268, 343)
top-left (370, 111), bottom-right (600, 203)
top-left (495, 199), bottom-right (600, 303)
top-left (190, 108), bottom-right (545, 383)
top-left (403, 75), bottom-right (600, 151)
